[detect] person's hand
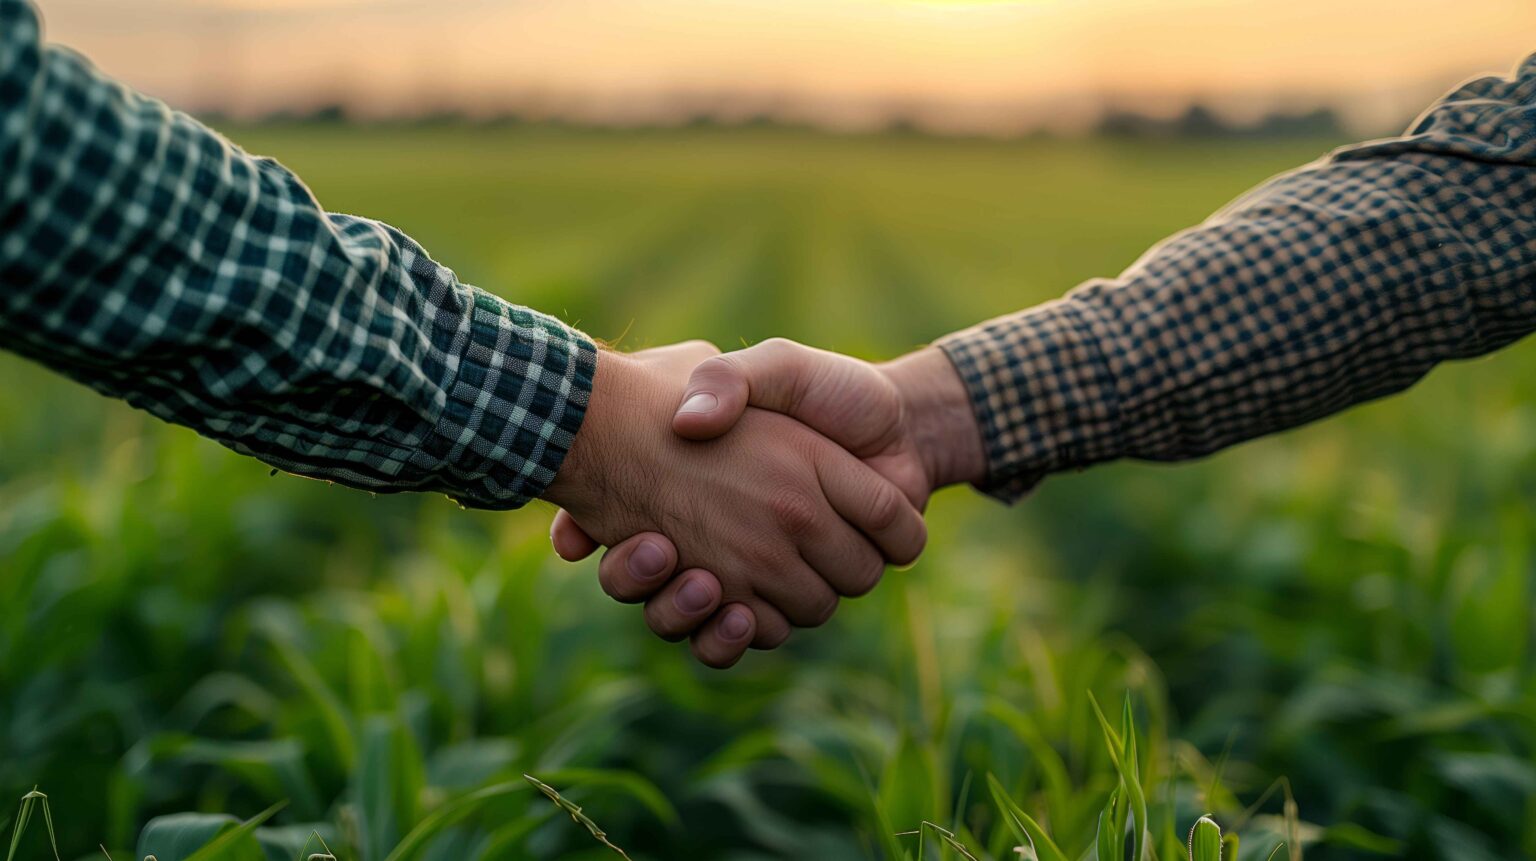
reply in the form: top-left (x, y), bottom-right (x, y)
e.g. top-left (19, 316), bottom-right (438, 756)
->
top-left (552, 339), bottom-right (985, 664)
top-left (669, 339), bottom-right (986, 504)
top-left (542, 341), bottom-right (928, 668)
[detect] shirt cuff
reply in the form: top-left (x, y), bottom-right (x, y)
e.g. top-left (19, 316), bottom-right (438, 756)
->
top-left (424, 288), bottom-right (597, 510)
top-left (935, 297), bottom-right (1121, 503)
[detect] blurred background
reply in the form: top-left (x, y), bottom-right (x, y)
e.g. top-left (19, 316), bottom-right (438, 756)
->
top-left (3, 1), bottom-right (1534, 859)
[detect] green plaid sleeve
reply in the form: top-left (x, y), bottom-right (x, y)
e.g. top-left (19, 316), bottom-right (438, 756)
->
top-left (939, 54), bottom-right (1536, 502)
top-left (0, 0), bottom-right (596, 509)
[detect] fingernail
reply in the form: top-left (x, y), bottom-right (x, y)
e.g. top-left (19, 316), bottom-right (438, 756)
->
top-left (627, 540), bottom-right (667, 581)
top-left (675, 579), bottom-right (713, 614)
top-left (677, 392), bottom-right (718, 415)
top-left (719, 610), bottom-right (750, 641)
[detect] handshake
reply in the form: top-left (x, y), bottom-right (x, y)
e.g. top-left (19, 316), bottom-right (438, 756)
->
top-left (542, 338), bottom-right (988, 669)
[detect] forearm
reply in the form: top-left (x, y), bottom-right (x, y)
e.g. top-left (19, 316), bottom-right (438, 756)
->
top-left (0, 0), bottom-right (596, 508)
top-left (938, 57), bottom-right (1536, 501)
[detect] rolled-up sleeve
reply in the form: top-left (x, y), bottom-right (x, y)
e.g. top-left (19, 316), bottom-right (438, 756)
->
top-left (0, 0), bottom-right (596, 509)
top-left (939, 54), bottom-right (1536, 502)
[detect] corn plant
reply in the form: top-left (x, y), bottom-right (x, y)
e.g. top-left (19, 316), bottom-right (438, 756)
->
top-left (6, 778), bottom-right (629, 861)
top-left (902, 696), bottom-right (1290, 861)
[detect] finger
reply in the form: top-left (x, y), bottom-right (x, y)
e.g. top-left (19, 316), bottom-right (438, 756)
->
top-left (797, 515), bottom-right (886, 598)
top-left (673, 338), bottom-right (821, 441)
top-left (597, 534), bottom-right (679, 603)
top-left (764, 475), bottom-right (886, 598)
top-left (747, 598), bottom-right (793, 650)
top-left (815, 451), bottom-right (927, 566)
top-left (672, 354), bottom-right (751, 441)
top-left (689, 603), bottom-right (757, 669)
top-left (633, 339), bottom-right (721, 374)
top-left (674, 339), bottom-right (905, 460)
top-left (746, 549), bottom-right (841, 629)
top-left (642, 568), bottom-right (725, 640)
top-left (550, 509), bottom-right (600, 562)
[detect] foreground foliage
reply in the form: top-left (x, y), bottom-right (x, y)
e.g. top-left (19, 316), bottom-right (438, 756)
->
top-left (11, 699), bottom-right (1296, 861)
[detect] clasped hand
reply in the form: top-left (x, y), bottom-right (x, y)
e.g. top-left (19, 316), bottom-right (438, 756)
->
top-left (541, 339), bottom-right (985, 668)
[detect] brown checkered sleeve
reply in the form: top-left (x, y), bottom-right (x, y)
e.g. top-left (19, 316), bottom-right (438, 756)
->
top-left (939, 55), bottom-right (1536, 501)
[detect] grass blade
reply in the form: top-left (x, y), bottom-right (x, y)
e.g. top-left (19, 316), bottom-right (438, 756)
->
top-left (524, 774), bottom-right (632, 860)
top-left (896, 822), bottom-right (981, 861)
top-left (984, 774), bottom-right (1066, 861)
top-left (6, 789), bottom-right (60, 861)
top-left (529, 768), bottom-right (677, 828)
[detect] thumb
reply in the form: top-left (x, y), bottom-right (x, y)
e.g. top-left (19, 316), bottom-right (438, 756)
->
top-left (672, 339), bottom-right (812, 440)
top-left (550, 509), bottom-right (600, 561)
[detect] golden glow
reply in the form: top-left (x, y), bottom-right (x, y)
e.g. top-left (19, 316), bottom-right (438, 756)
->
top-left (36, 0), bottom-right (1536, 132)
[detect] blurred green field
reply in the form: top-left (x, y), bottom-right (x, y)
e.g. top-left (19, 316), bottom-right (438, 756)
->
top-left (2, 125), bottom-right (1533, 860)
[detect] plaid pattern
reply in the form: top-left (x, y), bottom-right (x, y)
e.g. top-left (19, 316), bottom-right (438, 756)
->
top-left (939, 54), bottom-right (1536, 502)
top-left (0, 0), bottom-right (596, 509)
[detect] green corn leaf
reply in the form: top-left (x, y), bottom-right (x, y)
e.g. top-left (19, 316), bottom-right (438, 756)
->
top-left (180, 803), bottom-right (284, 861)
top-left (381, 781), bottom-right (529, 861)
top-left (1097, 787), bottom-right (1127, 861)
top-left (1188, 816), bottom-right (1222, 861)
top-left (1090, 695), bottom-right (1149, 861)
top-left (254, 610), bottom-right (356, 769)
top-left (135, 806), bottom-right (284, 861)
top-left (137, 814), bottom-right (247, 861)
top-left (184, 804), bottom-right (284, 861)
top-left (354, 715), bottom-right (425, 861)
top-left (984, 774), bottom-right (1067, 861)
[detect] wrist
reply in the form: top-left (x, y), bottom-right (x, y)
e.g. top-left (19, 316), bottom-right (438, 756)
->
top-left (544, 349), bottom-right (646, 514)
top-left (880, 346), bottom-right (987, 490)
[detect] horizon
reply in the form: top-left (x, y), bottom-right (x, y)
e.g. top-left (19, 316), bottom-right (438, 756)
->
top-left (34, 0), bottom-right (1536, 136)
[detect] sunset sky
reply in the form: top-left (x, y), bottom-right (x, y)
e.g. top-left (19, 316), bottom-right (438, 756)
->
top-left (34, 0), bottom-right (1536, 134)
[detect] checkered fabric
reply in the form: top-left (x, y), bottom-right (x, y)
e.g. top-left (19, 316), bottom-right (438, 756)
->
top-left (939, 54), bottom-right (1536, 502)
top-left (0, 0), bottom-right (596, 509)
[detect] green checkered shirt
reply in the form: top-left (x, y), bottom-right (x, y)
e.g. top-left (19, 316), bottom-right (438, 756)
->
top-left (0, 0), bottom-right (596, 509)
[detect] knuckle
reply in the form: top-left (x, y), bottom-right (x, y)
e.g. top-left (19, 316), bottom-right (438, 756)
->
top-left (738, 536), bottom-right (787, 576)
top-left (689, 355), bottom-right (736, 389)
top-left (757, 337), bottom-right (797, 355)
top-left (751, 610), bottom-right (793, 649)
top-left (708, 351), bottom-right (747, 377)
top-left (643, 602), bottom-right (687, 642)
top-left (803, 591), bottom-right (839, 628)
top-left (841, 556), bottom-right (885, 598)
top-left (754, 625), bottom-right (792, 650)
top-left (892, 518), bottom-right (929, 566)
top-left (768, 488), bottom-right (819, 537)
top-left (864, 482), bottom-right (907, 534)
top-left (598, 568), bottom-right (637, 603)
